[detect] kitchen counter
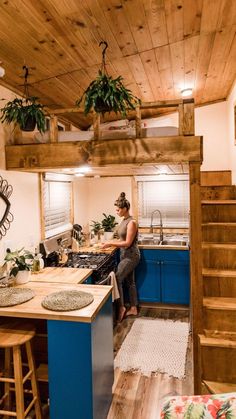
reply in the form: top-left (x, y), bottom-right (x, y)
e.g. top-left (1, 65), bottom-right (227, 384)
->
top-left (0, 281), bottom-right (112, 323)
top-left (73, 244), bottom-right (116, 254)
top-left (31, 266), bottom-right (93, 284)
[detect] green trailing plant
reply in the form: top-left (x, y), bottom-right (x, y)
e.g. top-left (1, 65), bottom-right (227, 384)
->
top-left (76, 41), bottom-right (140, 116)
top-left (90, 220), bottom-right (102, 235)
top-left (4, 248), bottom-right (34, 277)
top-left (0, 96), bottom-right (46, 133)
top-left (101, 213), bottom-right (118, 232)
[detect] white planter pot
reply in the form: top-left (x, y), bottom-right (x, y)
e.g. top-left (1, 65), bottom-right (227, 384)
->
top-left (104, 231), bottom-right (114, 241)
top-left (15, 270), bottom-right (31, 285)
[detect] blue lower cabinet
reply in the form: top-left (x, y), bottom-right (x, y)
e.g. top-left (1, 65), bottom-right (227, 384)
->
top-left (135, 257), bottom-right (161, 303)
top-left (47, 296), bottom-right (113, 419)
top-left (136, 249), bottom-right (190, 305)
top-left (161, 260), bottom-right (190, 304)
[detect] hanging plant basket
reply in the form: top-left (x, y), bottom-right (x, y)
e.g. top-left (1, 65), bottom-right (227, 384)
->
top-left (76, 41), bottom-right (141, 117)
top-left (0, 66), bottom-right (46, 133)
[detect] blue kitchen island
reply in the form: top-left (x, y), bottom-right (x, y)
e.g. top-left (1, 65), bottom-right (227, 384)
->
top-left (0, 274), bottom-right (114, 419)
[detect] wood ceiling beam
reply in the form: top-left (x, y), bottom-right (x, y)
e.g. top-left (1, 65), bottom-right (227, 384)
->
top-left (5, 135), bottom-right (203, 171)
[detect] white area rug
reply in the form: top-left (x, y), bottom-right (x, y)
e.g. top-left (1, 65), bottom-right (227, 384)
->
top-left (115, 318), bottom-right (189, 379)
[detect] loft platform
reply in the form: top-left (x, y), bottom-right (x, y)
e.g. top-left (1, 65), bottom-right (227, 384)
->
top-left (5, 99), bottom-right (202, 172)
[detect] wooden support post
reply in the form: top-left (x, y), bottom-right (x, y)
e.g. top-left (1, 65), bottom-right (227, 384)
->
top-left (135, 106), bottom-right (142, 138)
top-left (183, 99), bottom-right (195, 136)
top-left (189, 161), bottom-right (203, 394)
top-left (178, 104), bottom-right (184, 135)
top-left (93, 112), bottom-right (100, 140)
top-left (49, 116), bottom-right (58, 143)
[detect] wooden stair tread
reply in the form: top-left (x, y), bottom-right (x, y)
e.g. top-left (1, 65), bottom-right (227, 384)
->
top-left (36, 363), bottom-right (48, 382)
top-left (201, 200), bottom-right (236, 204)
top-left (202, 242), bottom-right (236, 249)
top-left (203, 297), bottom-right (236, 310)
top-left (203, 268), bottom-right (236, 277)
top-left (199, 334), bottom-right (236, 348)
top-left (203, 380), bottom-right (236, 394)
top-left (202, 222), bottom-right (236, 226)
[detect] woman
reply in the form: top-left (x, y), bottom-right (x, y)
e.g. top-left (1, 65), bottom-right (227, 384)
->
top-left (102, 192), bottom-right (140, 322)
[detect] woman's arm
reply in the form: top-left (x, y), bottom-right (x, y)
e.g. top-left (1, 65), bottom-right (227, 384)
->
top-left (102, 220), bottom-right (137, 249)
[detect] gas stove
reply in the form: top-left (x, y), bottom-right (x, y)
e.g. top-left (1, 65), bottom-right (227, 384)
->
top-left (40, 233), bottom-right (117, 284)
top-left (64, 252), bottom-right (111, 269)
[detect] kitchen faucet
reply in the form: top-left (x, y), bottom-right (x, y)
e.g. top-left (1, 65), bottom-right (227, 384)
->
top-left (150, 209), bottom-right (164, 242)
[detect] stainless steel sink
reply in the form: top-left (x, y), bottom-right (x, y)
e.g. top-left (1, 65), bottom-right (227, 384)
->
top-left (139, 239), bottom-right (161, 245)
top-left (161, 240), bottom-right (188, 246)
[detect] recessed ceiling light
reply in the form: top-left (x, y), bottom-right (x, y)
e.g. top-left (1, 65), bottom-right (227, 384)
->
top-left (75, 173), bottom-right (85, 177)
top-left (74, 165), bottom-right (91, 174)
top-left (181, 88), bottom-right (193, 97)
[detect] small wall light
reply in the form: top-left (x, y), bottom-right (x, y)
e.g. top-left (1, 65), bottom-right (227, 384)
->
top-left (181, 88), bottom-right (193, 97)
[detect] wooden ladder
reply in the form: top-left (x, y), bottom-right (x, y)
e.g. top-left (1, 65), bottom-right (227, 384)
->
top-left (198, 181), bottom-right (236, 394)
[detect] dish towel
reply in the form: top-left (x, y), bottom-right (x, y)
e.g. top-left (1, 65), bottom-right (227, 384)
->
top-left (108, 271), bottom-right (120, 302)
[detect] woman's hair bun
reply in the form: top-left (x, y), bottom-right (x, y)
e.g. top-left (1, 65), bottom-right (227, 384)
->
top-left (114, 192), bottom-right (130, 209)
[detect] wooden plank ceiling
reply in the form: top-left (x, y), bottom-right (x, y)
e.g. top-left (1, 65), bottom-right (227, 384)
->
top-left (0, 0), bottom-right (236, 130)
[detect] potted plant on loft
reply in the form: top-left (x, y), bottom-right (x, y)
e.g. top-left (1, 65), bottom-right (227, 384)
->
top-left (76, 41), bottom-right (140, 116)
top-left (101, 213), bottom-right (118, 241)
top-left (0, 96), bottom-right (46, 133)
top-left (4, 248), bottom-right (34, 284)
top-left (0, 65), bottom-right (46, 133)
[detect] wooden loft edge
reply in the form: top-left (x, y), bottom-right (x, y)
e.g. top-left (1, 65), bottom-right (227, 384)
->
top-left (5, 135), bottom-right (203, 171)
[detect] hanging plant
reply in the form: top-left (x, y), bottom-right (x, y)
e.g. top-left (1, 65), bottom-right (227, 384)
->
top-left (76, 41), bottom-right (141, 116)
top-left (0, 66), bottom-right (46, 133)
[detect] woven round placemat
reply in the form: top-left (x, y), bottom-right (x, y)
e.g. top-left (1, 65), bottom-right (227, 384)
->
top-left (0, 288), bottom-right (35, 307)
top-left (41, 290), bottom-right (94, 312)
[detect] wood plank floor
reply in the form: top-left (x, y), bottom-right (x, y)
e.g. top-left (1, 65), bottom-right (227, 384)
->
top-left (107, 306), bottom-right (193, 419)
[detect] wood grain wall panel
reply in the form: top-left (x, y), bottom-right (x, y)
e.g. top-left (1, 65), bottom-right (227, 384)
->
top-left (221, 35), bottom-right (236, 97)
top-left (184, 36), bottom-right (199, 91)
top-left (122, 0), bottom-right (153, 52)
top-left (155, 45), bottom-right (175, 99)
top-left (83, 0), bottom-right (123, 61)
top-left (98, 0), bottom-right (138, 56)
top-left (112, 58), bottom-right (141, 98)
top-left (126, 55), bottom-right (155, 102)
top-left (164, 0), bottom-right (184, 44)
top-left (143, 0), bottom-right (168, 48)
top-left (203, 276), bottom-right (236, 298)
top-left (217, 0), bottom-right (236, 29)
top-left (200, 0), bottom-right (222, 33)
top-left (170, 41), bottom-right (184, 97)
top-left (194, 33), bottom-right (215, 104)
top-left (203, 26), bottom-right (236, 101)
top-left (183, 0), bottom-right (202, 38)
top-left (140, 50), bottom-right (163, 101)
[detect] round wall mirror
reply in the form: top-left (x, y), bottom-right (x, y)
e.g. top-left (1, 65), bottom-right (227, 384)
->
top-left (0, 176), bottom-right (13, 239)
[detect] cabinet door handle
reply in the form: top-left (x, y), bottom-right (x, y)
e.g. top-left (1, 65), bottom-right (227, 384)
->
top-left (160, 261), bottom-right (163, 265)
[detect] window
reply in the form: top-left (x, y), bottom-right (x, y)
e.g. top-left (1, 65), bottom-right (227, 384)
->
top-left (137, 175), bottom-right (189, 228)
top-left (42, 174), bottom-right (73, 238)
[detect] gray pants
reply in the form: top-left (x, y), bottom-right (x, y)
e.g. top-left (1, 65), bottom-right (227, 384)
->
top-left (116, 248), bottom-right (140, 307)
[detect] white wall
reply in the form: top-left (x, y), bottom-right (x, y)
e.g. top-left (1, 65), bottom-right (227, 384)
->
top-left (226, 81), bottom-right (236, 183)
top-left (0, 170), bottom-right (41, 262)
top-left (0, 85), bottom-right (41, 263)
top-left (73, 177), bottom-right (132, 231)
top-left (195, 101), bottom-right (230, 171)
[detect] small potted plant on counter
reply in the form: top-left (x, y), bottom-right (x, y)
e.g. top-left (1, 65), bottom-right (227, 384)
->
top-left (101, 213), bottom-right (118, 241)
top-left (4, 248), bottom-right (34, 284)
top-left (90, 220), bottom-right (102, 243)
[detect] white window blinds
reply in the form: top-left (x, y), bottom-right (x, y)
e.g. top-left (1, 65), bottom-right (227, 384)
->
top-left (137, 176), bottom-right (189, 228)
top-left (43, 180), bottom-right (72, 238)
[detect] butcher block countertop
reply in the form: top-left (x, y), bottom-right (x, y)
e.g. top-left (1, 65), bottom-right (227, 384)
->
top-left (0, 282), bottom-right (112, 323)
top-left (31, 267), bottom-right (93, 284)
top-left (75, 244), bottom-right (116, 254)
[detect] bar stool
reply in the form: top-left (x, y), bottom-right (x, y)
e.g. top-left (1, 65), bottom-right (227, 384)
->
top-left (0, 320), bottom-right (42, 419)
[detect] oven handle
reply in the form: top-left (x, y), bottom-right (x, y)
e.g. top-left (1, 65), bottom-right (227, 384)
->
top-left (96, 276), bottom-right (110, 285)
